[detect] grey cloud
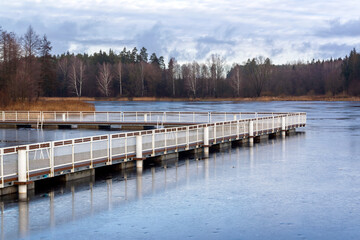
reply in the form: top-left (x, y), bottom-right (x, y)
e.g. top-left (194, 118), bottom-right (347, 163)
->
top-left (316, 18), bottom-right (360, 37)
top-left (195, 43), bottom-right (211, 60)
top-left (135, 22), bottom-right (174, 57)
top-left (197, 36), bottom-right (235, 46)
top-left (270, 48), bottom-right (284, 57)
top-left (318, 43), bottom-right (357, 59)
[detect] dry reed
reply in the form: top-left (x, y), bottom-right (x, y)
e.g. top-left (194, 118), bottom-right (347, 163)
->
top-left (0, 100), bottom-right (95, 111)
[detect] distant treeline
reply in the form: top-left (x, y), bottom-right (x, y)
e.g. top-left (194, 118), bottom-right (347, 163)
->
top-left (1, 26), bottom-right (360, 105)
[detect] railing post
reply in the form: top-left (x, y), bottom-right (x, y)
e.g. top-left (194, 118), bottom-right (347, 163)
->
top-left (272, 116), bottom-right (275, 132)
top-left (164, 130), bottom-right (167, 153)
top-left (50, 142), bottom-right (54, 177)
top-left (18, 150), bottom-right (27, 201)
top-left (124, 134), bottom-right (128, 159)
top-left (204, 127), bottom-right (209, 158)
top-left (0, 149), bottom-right (3, 188)
top-left (144, 114), bottom-right (147, 122)
top-left (249, 120), bottom-right (254, 147)
top-left (136, 135), bottom-right (143, 168)
top-left (90, 139), bottom-right (93, 168)
top-left (152, 130), bottom-right (155, 156)
top-left (175, 128), bottom-right (178, 150)
top-left (186, 126), bottom-right (189, 150)
top-left (213, 124), bottom-right (217, 144)
top-left (108, 135), bottom-right (112, 165)
top-left (236, 120), bottom-right (240, 139)
top-left (71, 139), bottom-right (75, 172)
top-left (222, 122), bottom-right (225, 142)
top-left (281, 116), bottom-right (286, 138)
top-left (107, 112), bottom-right (109, 122)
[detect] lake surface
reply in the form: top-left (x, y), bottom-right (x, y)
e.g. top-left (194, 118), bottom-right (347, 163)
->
top-left (1, 101), bottom-right (360, 239)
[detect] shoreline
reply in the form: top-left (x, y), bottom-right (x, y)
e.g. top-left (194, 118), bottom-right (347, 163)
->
top-left (1, 96), bottom-right (359, 111)
top-left (43, 96), bottom-right (360, 102)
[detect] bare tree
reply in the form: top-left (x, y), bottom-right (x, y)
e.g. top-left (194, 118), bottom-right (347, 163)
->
top-left (21, 25), bottom-right (41, 99)
top-left (140, 61), bottom-right (145, 96)
top-left (230, 64), bottom-right (242, 96)
top-left (97, 62), bottom-right (113, 97)
top-left (22, 25), bottom-right (41, 58)
top-left (168, 58), bottom-right (177, 96)
top-left (207, 54), bottom-right (225, 97)
top-left (183, 61), bottom-right (200, 98)
top-left (200, 63), bottom-right (209, 97)
top-left (114, 61), bottom-right (123, 96)
top-left (58, 57), bottom-right (69, 95)
top-left (244, 56), bottom-right (272, 97)
top-left (68, 56), bottom-right (86, 97)
top-left (324, 59), bottom-right (343, 95)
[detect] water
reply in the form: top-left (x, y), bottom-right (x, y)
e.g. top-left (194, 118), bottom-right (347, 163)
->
top-left (1, 101), bottom-right (360, 239)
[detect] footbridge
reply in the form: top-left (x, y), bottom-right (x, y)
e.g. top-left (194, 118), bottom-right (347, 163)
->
top-left (0, 111), bottom-right (306, 200)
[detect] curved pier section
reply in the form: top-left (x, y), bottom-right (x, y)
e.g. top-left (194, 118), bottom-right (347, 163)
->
top-left (0, 111), bottom-right (306, 199)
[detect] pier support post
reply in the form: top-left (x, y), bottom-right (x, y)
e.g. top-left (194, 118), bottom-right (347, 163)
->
top-left (144, 114), bottom-right (147, 122)
top-left (136, 135), bottom-right (143, 168)
top-left (203, 127), bottom-right (209, 158)
top-left (281, 117), bottom-right (286, 138)
top-left (249, 120), bottom-right (254, 147)
top-left (18, 150), bottom-right (27, 201)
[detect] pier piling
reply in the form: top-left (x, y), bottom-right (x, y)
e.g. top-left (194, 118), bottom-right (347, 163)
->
top-left (136, 135), bottom-right (143, 168)
top-left (17, 150), bottom-right (27, 201)
top-left (249, 121), bottom-right (254, 147)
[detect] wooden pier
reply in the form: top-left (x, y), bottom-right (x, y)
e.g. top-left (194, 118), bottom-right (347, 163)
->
top-left (0, 111), bottom-right (306, 199)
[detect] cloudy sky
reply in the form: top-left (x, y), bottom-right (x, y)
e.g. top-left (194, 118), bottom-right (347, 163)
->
top-left (1, 0), bottom-right (359, 64)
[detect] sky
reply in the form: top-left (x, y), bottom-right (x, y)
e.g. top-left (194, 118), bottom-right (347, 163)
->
top-left (0, 0), bottom-right (360, 64)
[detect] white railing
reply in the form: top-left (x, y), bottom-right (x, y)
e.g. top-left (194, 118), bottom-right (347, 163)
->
top-left (0, 111), bottom-right (294, 124)
top-left (0, 112), bottom-right (306, 188)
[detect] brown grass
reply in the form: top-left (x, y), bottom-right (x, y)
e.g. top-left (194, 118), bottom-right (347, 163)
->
top-left (0, 99), bottom-right (95, 111)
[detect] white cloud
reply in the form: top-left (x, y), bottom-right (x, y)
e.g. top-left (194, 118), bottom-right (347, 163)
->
top-left (0, 0), bottom-right (360, 63)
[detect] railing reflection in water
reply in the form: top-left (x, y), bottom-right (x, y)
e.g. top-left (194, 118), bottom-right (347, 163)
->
top-left (0, 133), bottom-right (305, 240)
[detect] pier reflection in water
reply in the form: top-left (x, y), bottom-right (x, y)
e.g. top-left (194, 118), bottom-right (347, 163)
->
top-left (0, 134), bottom-right (297, 240)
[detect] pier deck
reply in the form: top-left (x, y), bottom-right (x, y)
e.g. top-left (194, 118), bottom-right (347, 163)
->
top-left (0, 111), bottom-right (306, 197)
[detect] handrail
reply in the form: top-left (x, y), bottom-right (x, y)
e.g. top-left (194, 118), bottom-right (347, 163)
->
top-left (0, 111), bottom-right (306, 124)
top-left (0, 112), bottom-right (307, 188)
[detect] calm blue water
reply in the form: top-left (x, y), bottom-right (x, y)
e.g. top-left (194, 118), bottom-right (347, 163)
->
top-left (1, 101), bottom-right (360, 239)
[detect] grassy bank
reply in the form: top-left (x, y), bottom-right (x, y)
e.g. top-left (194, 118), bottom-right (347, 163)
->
top-left (0, 99), bottom-right (95, 111)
